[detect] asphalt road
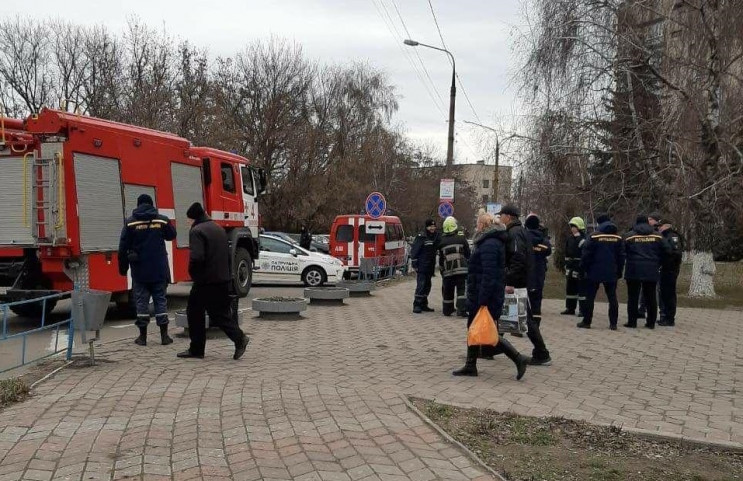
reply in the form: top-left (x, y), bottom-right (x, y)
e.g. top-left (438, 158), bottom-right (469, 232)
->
top-left (0, 282), bottom-right (305, 379)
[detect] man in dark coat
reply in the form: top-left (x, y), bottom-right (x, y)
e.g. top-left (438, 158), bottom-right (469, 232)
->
top-left (562, 217), bottom-right (587, 316)
top-left (623, 215), bottom-right (670, 329)
top-left (299, 226), bottom-right (312, 250)
top-left (658, 218), bottom-right (684, 326)
top-left (525, 214), bottom-right (552, 326)
top-left (452, 215), bottom-right (528, 379)
top-left (438, 216), bottom-right (470, 317)
top-left (177, 202), bottom-right (249, 360)
top-left (499, 204), bottom-right (552, 366)
top-left (118, 194), bottom-right (177, 346)
top-left (577, 213), bottom-right (625, 330)
top-left (410, 218), bottom-right (440, 313)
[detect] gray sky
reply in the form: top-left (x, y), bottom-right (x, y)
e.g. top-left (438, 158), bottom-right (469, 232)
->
top-left (5, 0), bottom-right (523, 164)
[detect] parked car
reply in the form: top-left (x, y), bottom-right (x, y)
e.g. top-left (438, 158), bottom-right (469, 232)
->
top-left (255, 234), bottom-right (346, 286)
top-left (264, 231), bottom-right (329, 253)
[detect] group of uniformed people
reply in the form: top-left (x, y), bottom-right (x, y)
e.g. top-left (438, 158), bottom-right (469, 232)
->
top-left (565, 212), bottom-right (684, 330)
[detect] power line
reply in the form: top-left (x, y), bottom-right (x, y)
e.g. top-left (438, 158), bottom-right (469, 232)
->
top-left (368, 0), bottom-right (447, 116)
top-left (426, 0), bottom-right (483, 124)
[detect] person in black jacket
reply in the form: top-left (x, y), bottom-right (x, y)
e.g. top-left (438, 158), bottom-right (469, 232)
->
top-left (623, 215), bottom-right (670, 329)
top-left (118, 194), bottom-right (177, 346)
top-left (299, 226), bottom-right (312, 250)
top-left (452, 215), bottom-right (529, 379)
top-left (577, 213), bottom-right (625, 330)
top-left (178, 202), bottom-right (249, 360)
top-left (438, 216), bottom-right (470, 317)
top-left (410, 219), bottom-right (440, 313)
top-left (562, 217), bottom-right (587, 316)
top-left (499, 204), bottom-right (552, 366)
top-left (525, 214), bottom-right (552, 326)
top-left (658, 219), bottom-right (684, 326)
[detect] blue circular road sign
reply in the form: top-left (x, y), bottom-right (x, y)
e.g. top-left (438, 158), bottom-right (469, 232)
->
top-left (365, 192), bottom-right (387, 219)
top-left (438, 201), bottom-right (454, 219)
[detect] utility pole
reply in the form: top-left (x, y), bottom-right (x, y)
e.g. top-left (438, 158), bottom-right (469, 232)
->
top-left (463, 120), bottom-right (500, 202)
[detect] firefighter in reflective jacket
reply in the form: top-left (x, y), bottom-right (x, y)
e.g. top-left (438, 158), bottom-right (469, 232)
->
top-left (561, 216), bottom-right (587, 316)
top-left (437, 216), bottom-right (470, 317)
top-left (411, 218), bottom-right (440, 313)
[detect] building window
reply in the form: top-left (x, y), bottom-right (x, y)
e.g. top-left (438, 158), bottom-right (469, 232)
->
top-left (482, 179), bottom-right (489, 189)
top-left (482, 194), bottom-right (489, 204)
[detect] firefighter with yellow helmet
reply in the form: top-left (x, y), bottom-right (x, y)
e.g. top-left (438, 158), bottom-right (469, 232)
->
top-left (437, 216), bottom-right (471, 316)
top-left (562, 216), bottom-right (587, 316)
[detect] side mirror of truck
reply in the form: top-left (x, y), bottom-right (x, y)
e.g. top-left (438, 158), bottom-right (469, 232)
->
top-left (256, 168), bottom-right (268, 195)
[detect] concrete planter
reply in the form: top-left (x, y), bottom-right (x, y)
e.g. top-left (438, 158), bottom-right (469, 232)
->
top-left (175, 310), bottom-right (209, 328)
top-left (252, 297), bottom-right (307, 319)
top-left (337, 280), bottom-right (375, 297)
top-left (304, 287), bottom-right (350, 304)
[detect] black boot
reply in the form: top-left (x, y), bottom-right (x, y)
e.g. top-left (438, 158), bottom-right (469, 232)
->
top-left (134, 326), bottom-right (147, 346)
top-left (576, 321), bottom-right (591, 329)
top-left (160, 324), bottom-right (173, 345)
top-left (560, 309), bottom-right (575, 315)
top-left (452, 346), bottom-right (478, 376)
top-left (499, 338), bottom-right (528, 380)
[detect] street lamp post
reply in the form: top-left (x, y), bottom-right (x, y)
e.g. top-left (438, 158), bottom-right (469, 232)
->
top-left (404, 39), bottom-right (456, 167)
top-left (463, 120), bottom-right (499, 203)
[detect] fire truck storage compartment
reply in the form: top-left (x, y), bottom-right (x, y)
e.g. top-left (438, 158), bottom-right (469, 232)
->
top-left (124, 184), bottom-right (157, 217)
top-left (73, 153), bottom-right (125, 252)
top-left (0, 155), bottom-right (34, 245)
top-left (171, 162), bottom-right (204, 247)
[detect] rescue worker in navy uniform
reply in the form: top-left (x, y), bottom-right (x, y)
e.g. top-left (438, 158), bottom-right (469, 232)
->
top-left (411, 219), bottom-right (440, 313)
top-left (524, 214), bottom-right (552, 327)
top-left (177, 202), bottom-right (249, 360)
top-left (623, 215), bottom-right (670, 329)
top-left (299, 226), bottom-right (312, 250)
top-left (438, 216), bottom-right (470, 317)
top-left (118, 194), bottom-right (177, 346)
top-left (561, 217), bottom-right (587, 316)
top-left (577, 213), bottom-right (625, 330)
top-left (498, 204), bottom-right (552, 366)
top-left (637, 212), bottom-right (662, 318)
top-left (452, 213), bottom-right (529, 379)
top-left (658, 218), bottom-right (684, 326)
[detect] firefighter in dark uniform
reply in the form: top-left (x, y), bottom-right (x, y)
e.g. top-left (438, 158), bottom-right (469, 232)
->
top-left (411, 218), bottom-right (440, 313)
top-left (525, 215), bottom-right (552, 326)
top-left (658, 219), bottom-right (684, 326)
top-left (561, 217), bottom-right (587, 316)
top-left (118, 194), bottom-right (177, 346)
top-left (623, 215), bottom-right (670, 329)
top-left (637, 212), bottom-right (663, 318)
top-left (577, 213), bottom-right (625, 330)
top-left (438, 216), bottom-right (470, 317)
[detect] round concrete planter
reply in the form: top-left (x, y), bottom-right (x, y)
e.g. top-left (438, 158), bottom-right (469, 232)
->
top-left (252, 297), bottom-right (307, 319)
top-left (304, 287), bottom-right (350, 304)
top-left (337, 281), bottom-right (375, 297)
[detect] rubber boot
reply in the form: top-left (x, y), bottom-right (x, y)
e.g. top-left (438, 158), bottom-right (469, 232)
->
top-left (160, 324), bottom-right (173, 345)
top-left (499, 338), bottom-right (528, 380)
top-left (134, 326), bottom-right (147, 346)
top-left (452, 346), bottom-right (478, 376)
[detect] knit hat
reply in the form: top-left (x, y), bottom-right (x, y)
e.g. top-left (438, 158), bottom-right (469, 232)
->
top-left (497, 204), bottom-right (521, 217)
top-left (569, 216), bottom-right (586, 231)
top-left (137, 194), bottom-right (154, 206)
top-left (524, 214), bottom-right (540, 230)
top-left (635, 214), bottom-right (648, 225)
top-left (596, 213), bottom-right (611, 224)
top-left (425, 218), bottom-right (436, 228)
top-left (186, 202), bottom-right (207, 220)
top-left (442, 216), bottom-right (458, 234)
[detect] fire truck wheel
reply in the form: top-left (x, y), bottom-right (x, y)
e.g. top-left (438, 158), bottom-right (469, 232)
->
top-left (233, 248), bottom-right (252, 297)
top-left (302, 267), bottom-right (326, 287)
top-left (9, 299), bottom-right (58, 320)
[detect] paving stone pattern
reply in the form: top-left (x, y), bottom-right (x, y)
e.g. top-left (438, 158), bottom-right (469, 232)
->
top-left (1, 277), bottom-right (742, 480)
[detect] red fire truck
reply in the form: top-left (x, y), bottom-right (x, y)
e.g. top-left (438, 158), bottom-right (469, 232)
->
top-left (0, 109), bottom-right (267, 317)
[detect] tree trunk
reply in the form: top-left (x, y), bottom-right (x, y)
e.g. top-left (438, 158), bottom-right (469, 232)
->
top-left (688, 250), bottom-right (716, 298)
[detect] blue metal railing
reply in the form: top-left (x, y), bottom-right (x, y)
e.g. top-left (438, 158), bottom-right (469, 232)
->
top-left (1, 292), bottom-right (74, 374)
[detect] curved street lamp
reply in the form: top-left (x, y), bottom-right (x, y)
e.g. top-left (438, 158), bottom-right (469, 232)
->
top-left (404, 39), bottom-right (456, 167)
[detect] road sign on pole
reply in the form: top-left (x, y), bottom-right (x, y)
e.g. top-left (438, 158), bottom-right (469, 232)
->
top-left (438, 201), bottom-right (454, 219)
top-left (365, 192), bottom-right (387, 219)
top-left (439, 179), bottom-right (455, 202)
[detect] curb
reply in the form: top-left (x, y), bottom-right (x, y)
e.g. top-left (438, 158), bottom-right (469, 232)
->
top-left (401, 395), bottom-right (508, 481)
top-left (619, 425), bottom-right (743, 452)
top-left (29, 360), bottom-right (74, 390)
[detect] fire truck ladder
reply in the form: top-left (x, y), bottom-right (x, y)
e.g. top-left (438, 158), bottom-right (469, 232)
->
top-left (26, 152), bottom-right (65, 245)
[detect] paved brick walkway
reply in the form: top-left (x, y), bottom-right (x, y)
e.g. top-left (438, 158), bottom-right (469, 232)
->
top-left (1, 277), bottom-right (742, 480)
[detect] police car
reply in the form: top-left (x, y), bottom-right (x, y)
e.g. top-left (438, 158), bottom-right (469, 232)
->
top-left (254, 234), bottom-right (347, 286)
